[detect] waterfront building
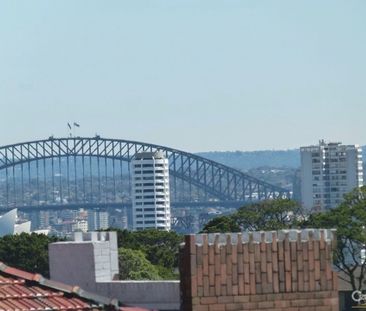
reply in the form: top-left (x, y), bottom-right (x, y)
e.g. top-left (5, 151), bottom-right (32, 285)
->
top-left (300, 140), bottom-right (363, 211)
top-left (131, 151), bottom-right (171, 231)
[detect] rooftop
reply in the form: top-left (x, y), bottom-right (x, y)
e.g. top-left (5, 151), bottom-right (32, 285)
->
top-left (0, 261), bottom-right (151, 311)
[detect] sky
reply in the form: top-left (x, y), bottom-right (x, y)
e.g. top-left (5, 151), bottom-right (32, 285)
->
top-left (0, 1), bottom-right (365, 153)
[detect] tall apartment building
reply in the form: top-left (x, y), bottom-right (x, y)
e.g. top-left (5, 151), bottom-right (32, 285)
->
top-left (131, 151), bottom-right (171, 231)
top-left (300, 140), bottom-right (363, 211)
top-left (87, 210), bottom-right (109, 231)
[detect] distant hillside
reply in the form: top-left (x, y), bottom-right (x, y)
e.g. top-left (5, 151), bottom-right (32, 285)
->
top-left (197, 146), bottom-right (366, 171)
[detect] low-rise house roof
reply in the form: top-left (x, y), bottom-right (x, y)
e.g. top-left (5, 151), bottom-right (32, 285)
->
top-left (0, 261), bottom-right (151, 311)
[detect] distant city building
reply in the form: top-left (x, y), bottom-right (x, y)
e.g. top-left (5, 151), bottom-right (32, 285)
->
top-left (0, 209), bottom-right (31, 237)
top-left (300, 140), bottom-right (363, 211)
top-left (87, 210), bottom-right (109, 231)
top-left (131, 151), bottom-right (171, 231)
top-left (39, 210), bottom-right (50, 229)
top-left (72, 220), bottom-right (88, 232)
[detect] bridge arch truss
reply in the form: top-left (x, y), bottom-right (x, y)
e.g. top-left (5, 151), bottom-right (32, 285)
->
top-left (0, 137), bottom-right (290, 210)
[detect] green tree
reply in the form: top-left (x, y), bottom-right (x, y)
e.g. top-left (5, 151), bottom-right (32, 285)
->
top-left (235, 199), bottom-right (301, 231)
top-left (0, 233), bottom-right (62, 277)
top-left (201, 215), bottom-right (240, 233)
top-left (202, 199), bottom-right (301, 233)
top-left (118, 248), bottom-right (161, 280)
top-left (116, 229), bottom-right (183, 271)
top-left (301, 186), bottom-right (366, 291)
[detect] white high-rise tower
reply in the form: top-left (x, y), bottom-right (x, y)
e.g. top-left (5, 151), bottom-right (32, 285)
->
top-left (131, 151), bottom-right (171, 231)
top-left (300, 140), bottom-right (363, 211)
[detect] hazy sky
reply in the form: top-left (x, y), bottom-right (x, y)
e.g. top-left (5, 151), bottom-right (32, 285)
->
top-left (0, 1), bottom-right (365, 152)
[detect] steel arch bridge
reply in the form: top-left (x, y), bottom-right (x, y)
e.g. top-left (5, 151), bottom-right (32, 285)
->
top-left (0, 137), bottom-right (290, 211)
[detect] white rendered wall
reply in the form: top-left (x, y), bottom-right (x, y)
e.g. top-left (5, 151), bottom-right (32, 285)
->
top-left (49, 231), bottom-right (119, 290)
top-left (48, 231), bottom-right (179, 310)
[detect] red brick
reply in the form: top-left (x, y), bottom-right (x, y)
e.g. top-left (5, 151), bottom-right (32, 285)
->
top-left (220, 246), bottom-right (226, 264)
top-left (255, 263), bottom-right (261, 283)
top-left (261, 249), bottom-right (267, 272)
top-left (232, 285), bottom-right (238, 295)
top-left (249, 252), bottom-right (255, 274)
top-left (209, 265), bottom-right (215, 286)
top-left (209, 304), bottom-right (225, 311)
top-left (227, 254), bottom-right (232, 275)
top-left (233, 295), bottom-right (250, 303)
top-left (217, 296), bottom-right (234, 303)
top-left (209, 245), bottom-right (215, 265)
top-left (236, 277), bottom-right (243, 295)
top-left (273, 272), bottom-right (279, 293)
top-left (197, 245), bottom-right (203, 265)
top-left (291, 299), bottom-right (309, 307)
top-left (187, 235), bottom-right (196, 254)
top-left (197, 264), bottom-right (203, 287)
top-left (214, 252), bottom-right (221, 275)
top-left (203, 276), bottom-right (210, 296)
top-left (249, 273), bottom-right (256, 294)
top-left (244, 260), bottom-right (250, 284)
top-left (274, 300), bottom-right (291, 308)
top-left (232, 263), bottom-right (238, 285)
top-left (203, 252), bottom-right (209, 276)
top-left (250, 294), bottom-right (267, 302)
top-left (291, 241), bottom-right (297, 260)
top-left (272, 232), bottom-right (278, 251)
top-left (215, 275), bottom-right (221, 296)
top-left (226, 303), bottom-right (243, 311)
top-left (323, 297), bottom-right (338, 306)
top-left (201, 297), bottom-right (217, 304)
top-left (258, 301), bottom-right (274, 308)
top-left (285, 249), bottom-right (291, 272)
top-left (197, 286), bottom-right (204, 297)
top-left (314, 241), bottom-right (320, 260)
top-left (298, 271), bottom-right (304, 292)
top-left (243, 243), bottom-right (249, 263)
top-left (232, 245), bottom-right (237, 264)
top-left (226, 235), bottom-right (232, 254)
top-left (226, 276), bottom-right (233, 295)
top-left (267, 262), bottom-right (273, 283)
top-left (221, 285), bottom-right (227, 296)
top-left (220, 264), bottom-right (227, 284)
top-left (286, 271), bottom-right (292, 292)
top-left (242, 302), bottom-right (258, 309)
top-left (237, 253), bottom-right (243, 274)
top-left (314, 260), bottom-right (320, 281)
top-left (254, 244), bottom-right (261, 262)
top-left (202, 234), bottom-right (208, 254)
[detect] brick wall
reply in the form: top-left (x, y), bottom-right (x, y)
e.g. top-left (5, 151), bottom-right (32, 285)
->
top-left (179, 230), bottom-right (339, 311)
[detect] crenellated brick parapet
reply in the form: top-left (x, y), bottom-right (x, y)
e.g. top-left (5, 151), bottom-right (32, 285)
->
top-left (179, 229), bottom-right (339, 311)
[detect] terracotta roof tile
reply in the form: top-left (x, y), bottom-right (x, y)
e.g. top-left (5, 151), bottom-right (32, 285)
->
top-left (0, 262), bottom-right (152, 311)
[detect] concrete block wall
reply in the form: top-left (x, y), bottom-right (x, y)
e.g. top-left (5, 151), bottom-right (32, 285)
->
top-left (49, 231), bottom-right (180, 310)
top-left (49, 231), bottom-right (119, 289)
top-left (179, 229), bottom-right (339, 311)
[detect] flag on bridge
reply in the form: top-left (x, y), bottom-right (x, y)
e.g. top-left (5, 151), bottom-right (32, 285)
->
top-left (67, 123), bottom-right (72, 130)
top-left (73, 122), bottom-right (80, 127)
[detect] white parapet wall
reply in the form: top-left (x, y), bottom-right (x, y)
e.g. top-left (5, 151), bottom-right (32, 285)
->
top-left (48, 231), bottom-right (180, 310)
